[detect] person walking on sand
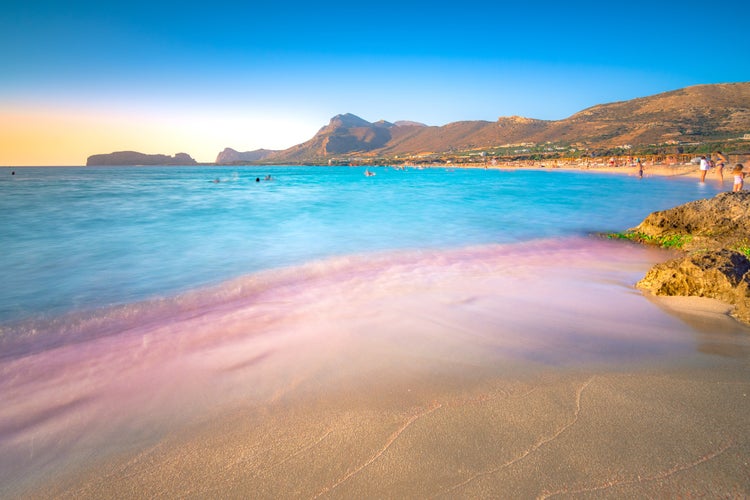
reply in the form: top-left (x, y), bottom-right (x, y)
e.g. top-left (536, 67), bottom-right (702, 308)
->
top-left (699, 155), bottom-right (710, 182)
top-left (715, 151), bottom-right (727, 181)
top-left (732, 164), bottom-right (745, 192)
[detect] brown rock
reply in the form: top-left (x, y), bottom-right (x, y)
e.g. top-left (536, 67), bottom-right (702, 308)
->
top-left (639, 250), bottom-right (747, 295)
top-left (86, 151), bottom-right (197, 166)
top-left (634, 191), bottom-right (750, 251)
top-left (633, 192), bottom-right (750, 325)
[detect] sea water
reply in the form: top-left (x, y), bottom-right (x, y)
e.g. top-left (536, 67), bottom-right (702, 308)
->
top-left (0, 165), bottom-right (724, 327)
top-left (2, 165), bottom-right (747, 495)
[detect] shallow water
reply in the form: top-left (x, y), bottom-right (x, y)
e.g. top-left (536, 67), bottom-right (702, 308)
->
top-left (0, 165), bottom-right (725, 325)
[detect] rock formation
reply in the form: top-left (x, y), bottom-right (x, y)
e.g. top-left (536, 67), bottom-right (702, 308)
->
top-left (272, 113), bottom-right (403, 162)
top-left (215, 148), bottom-right (277, 164)
top-left (631, 192), bottom-right (750, 324)
top-left (86, 151), bottom-right (197, 166)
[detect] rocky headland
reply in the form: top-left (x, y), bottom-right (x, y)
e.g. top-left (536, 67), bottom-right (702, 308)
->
top-left (623, 192), bottom-right (750, 324)
top-left (215, 148), bottom-right (277, 164)
top-left (86, 151), bottom-right (197, 166)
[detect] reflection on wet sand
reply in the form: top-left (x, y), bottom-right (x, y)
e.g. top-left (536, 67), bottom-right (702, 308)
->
top-left (646, 295), bottom-right (750, 359)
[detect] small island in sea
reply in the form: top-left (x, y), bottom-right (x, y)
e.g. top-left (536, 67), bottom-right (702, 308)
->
top-left (86, 151), bottom-right (197, 166)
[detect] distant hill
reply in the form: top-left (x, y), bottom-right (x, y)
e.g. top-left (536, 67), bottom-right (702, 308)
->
top-left (541, 82), bottom-right (750, 146)
top-left (86, 151), bottom-right (197, 166)
top-left (258, 82), bottom-right (750, 163)
top-left (215, 148), bottom-right (278, 164)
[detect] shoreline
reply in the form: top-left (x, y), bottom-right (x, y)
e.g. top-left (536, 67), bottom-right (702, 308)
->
top-left (0, 162), bottom-right (723, 179)
top-left (4, 238), bottom-right (750, 498)
top-left (419, 161), bottom-right (718, 180)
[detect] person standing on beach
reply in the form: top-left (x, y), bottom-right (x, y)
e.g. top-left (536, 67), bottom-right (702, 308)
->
top-left (699, 155), bottom-right (710, 182)
top-left (715, 151), bottom-right (727, 181)
top-left (732, 164), bottom-right (745, 192)
top-left (636, 158), bottom-right (644, 178)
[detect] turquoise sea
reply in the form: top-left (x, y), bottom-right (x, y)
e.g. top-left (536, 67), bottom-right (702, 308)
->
top-left (5, 164), bottom-right (750, 495)
top-left (0, 165), bottom-right (724, 326)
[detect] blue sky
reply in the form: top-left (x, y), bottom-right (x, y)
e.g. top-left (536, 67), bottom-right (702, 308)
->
top-left (2, 0), bottom-right (749, 164)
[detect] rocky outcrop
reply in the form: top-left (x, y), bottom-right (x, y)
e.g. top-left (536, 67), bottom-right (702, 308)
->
top-left (86, 151), bottom-right (197, 166)
top-left (215, 148), bottom-right (277, 164)
top-left (272, 113), bottom-right (397, 162)
top-left (634, 192), bottom-right (750, 251)
top-left (632, 192), bottom-right (750, 324)
top-left (638, 250), bottom-right (750, 323)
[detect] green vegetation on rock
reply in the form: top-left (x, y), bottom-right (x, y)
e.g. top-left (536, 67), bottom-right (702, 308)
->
top-left (621, 192), bottom-right (750, 326)
top-left (607, 231), bottom-right (692, 250)
top-left (732, 240), bottom-right (750, 258)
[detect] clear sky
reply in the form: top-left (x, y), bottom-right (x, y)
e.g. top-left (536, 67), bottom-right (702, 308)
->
top-left (2, 0), bottom-right (749, 165)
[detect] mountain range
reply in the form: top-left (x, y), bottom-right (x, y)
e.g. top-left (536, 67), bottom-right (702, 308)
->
top-left (90, 82), bottom-right (750, 166)
top-left (251, 82), bottom-right (749, 164)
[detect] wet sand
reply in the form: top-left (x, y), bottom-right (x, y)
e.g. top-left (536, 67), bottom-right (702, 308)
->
top-left (27, 364), bottom-right (750, 498)
top-left (4, 239), bottom-right (750, 498)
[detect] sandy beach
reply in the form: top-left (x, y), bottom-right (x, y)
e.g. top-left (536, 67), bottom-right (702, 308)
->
top-left (557, 161), bottom-right (733, 182)
top-left (4, 238), bottom-right (749, 498)
top-left (415, 149), bottom-right (750, 182)
top-left (31, 365), bottom-right (750, 499)
top-left (437, 160), bottom-right (731, 182)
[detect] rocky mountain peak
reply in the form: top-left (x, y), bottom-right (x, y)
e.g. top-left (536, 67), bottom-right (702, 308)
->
top-left (328, 113), bottom-right (372, 129)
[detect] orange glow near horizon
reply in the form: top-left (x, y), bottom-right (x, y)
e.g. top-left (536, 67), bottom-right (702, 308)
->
top-left (1, 107), bottom-right (180, 166)
top-left (0, 105), bottom-right (318, 166)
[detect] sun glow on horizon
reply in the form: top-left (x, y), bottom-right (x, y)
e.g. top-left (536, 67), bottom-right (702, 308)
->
top-left (0, 104), bottom-right (321, 166)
